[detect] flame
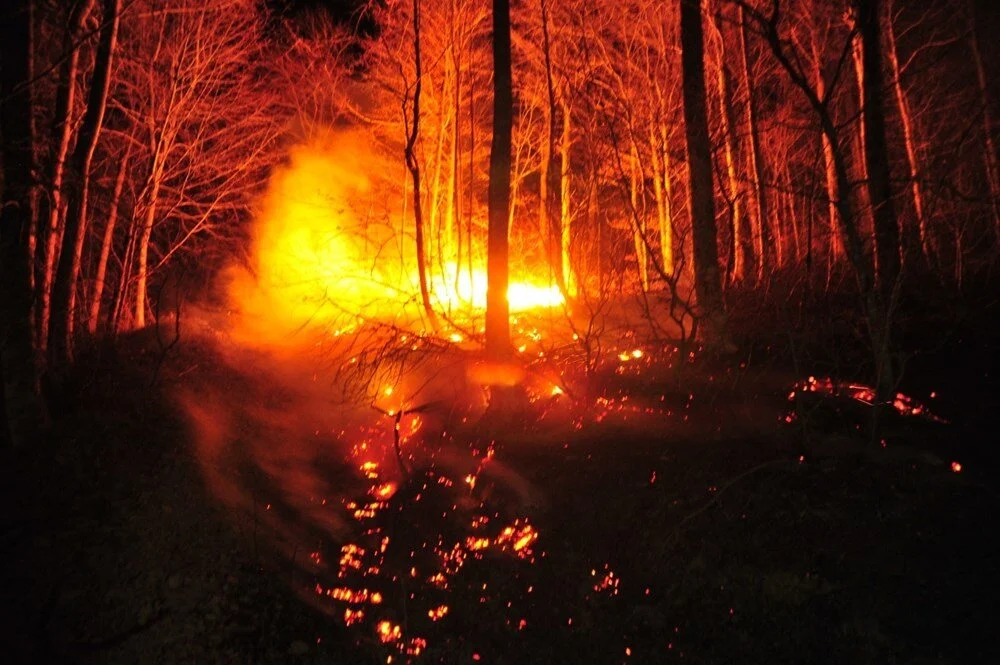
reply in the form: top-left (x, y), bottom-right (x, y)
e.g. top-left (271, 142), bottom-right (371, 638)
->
top-left (227, 132), bottom-right (563, 344)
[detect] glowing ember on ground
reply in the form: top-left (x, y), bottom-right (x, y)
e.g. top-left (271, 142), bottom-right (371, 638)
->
top-left (789, 376), bottom-right (946, 422)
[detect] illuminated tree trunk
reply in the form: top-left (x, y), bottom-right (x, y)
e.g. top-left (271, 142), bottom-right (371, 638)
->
top-left (134, 168), bottom-right (161, 328)
top-left (886, 0), bottom-right (929, 264)
top-left (485, 0), bottom-right (512, 358)
top-left (88, 147), bottom-right (131, 335)
top-left (812, 45), bottom-right (841, 264)
top-left (51, 0), bottom-right (122, 362)
top-left (112, 210), bottom-right (139, 333)
top-left (39, 0), bottom-right (97, 352)
top-left (539, 101), bottom-right (552, 279)
top-left (859, 0), bottom-right (901, 298)
top-left (968, 1), bottom-right (1000, 239)
top-left (467, 68), bottom-right (476, 288)
top-left (559, 98), bottom-right (573, 295)
top-left (429, 69), bottom-right (449, 276)
top-left (681, 0), bottom-right (728, 343)
top-left (1, 0), bottom-right (44, 446)
top-left (404, 0), bottom-right (436, 325)
top-left (446, 2), bottom-right (461, 286)
top-left (538, 0), bottom-right (562, 290)
top-left (649, 117), bottom-right (674, 276)
top-left (631, 143), bottom-right (649, 292)
top-left (714, 19), bottom-right (745, 284)
top-left (738, 5), bottom-right (769, 277)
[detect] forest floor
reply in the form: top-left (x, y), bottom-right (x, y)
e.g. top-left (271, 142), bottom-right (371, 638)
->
top-left (2, 282), bottom-right (999, 665)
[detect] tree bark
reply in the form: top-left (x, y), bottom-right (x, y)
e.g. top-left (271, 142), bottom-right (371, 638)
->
top-left (649, 117), bottom-right (674, 276)
top-left (559, 97), bottom-right (573, 295)
top-left (630, 142), bottom-right (649, 292)
top-left (859, 0), bottom-right (901, 298)
top-left (681, 0), bottom-right (728, 344)
top-left (885, 0), bottom-right (928, 264)
top-left (737, 5), bottom-right (769, 277)
top-left (39, 0), bottom-right (97, 353)
top-left (88, 146), bottom-right (131, 335)
top-left (485, 0), bottom-right (512, 358)
top-left (51, 0), bottom-right (122, 363)
top-left (713, 14), bottom-right (745, 284)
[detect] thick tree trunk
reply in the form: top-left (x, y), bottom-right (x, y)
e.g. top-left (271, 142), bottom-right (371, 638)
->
top-left (859, 0), bottom-right (901, 299)
top-left (681, 0), bottom-right (728, 344)
top-left (485, 0), bottom-right (512, 358)
top-left (39, 0), bottom-right (97, 353)
top-left (1, 0), bottom-right (44, 446)
top-left (51, 0), bottom-right (122, 363)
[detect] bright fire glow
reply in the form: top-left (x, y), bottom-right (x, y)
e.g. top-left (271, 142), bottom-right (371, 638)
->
top-left (227, 133), bottom-right (563, 343)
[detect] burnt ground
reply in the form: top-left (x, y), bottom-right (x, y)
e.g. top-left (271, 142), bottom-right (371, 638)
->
top-left (2, 285), bottom-right (999, 665)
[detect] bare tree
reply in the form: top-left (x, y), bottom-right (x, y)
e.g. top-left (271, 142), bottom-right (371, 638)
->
top-left (38, 0), bottom-right (97, 352)
top-left (50, 0), bottom-right (122, 362)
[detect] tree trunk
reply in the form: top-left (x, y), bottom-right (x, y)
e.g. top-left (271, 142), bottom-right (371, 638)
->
top-left (447, 3), bottom-right (461, 288)
top-left (681, 0), bottom-right (728, 344)
top-left (738, 5), bottom-right (769, 278)
top-left (134, 179), bottom-right (160, 329)
top-left (649, 118), bottom-right (674, 276)
top-left (885, 0), bottom-right (929, 265)
top-left (812, 40), bottom-right (842, 266)
top-left (403, 0), bottom-right (436, 326)
top-left (429, 68), bottom-right (449, 278)
top-left (631, 143), bottom-right (649, 292)
top-left (859, 0), bottom-right (901, 299)
top-left (539, 0), bottom-right (562, 290)
top-left (1, 0), bottom-right (44, 446)
top-left (39, 0), bottom-right (97, 353)
top-left (713, 15), bottom-right (745, 284)
top-left (51, 0), bottom-right (122, 363)
top-left (968, 1), bottom-right (1000, 239)
top-left (88, 146), bottom-right (131, 335)
top-left (485, 0), bottom-right (512, 358)
top-left (559, 98), bottom-right (573, 295)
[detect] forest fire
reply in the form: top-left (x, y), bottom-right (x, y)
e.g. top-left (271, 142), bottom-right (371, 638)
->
top-left (2, 0), bottom-right (996, 662)
top-left (227, 135), bottom-right (563, 346)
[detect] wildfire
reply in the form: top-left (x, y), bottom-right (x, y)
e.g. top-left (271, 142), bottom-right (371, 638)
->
top-left (228, 135), bottom-right (564, 345)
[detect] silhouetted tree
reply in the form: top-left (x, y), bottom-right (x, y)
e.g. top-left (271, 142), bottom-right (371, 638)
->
top-left (681, 0), bottom-right (728, 345)
top-left (485, 0), bottom-right (513, 358)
